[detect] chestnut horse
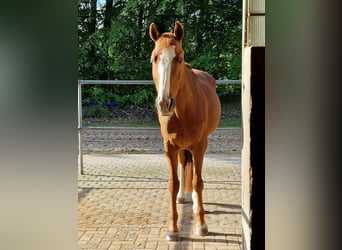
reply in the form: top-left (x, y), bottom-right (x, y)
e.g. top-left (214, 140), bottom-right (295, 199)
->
top-left (149, 21), bottom-right (221, 240)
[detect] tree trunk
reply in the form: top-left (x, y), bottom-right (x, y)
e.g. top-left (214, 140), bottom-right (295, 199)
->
top-left (104, 0), bottom-right (113, 29)
top-left (89, 0), bottom-right (97, 34)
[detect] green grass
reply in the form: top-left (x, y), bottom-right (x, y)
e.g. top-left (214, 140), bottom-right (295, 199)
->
top-left (83, 117), bottom-right (241, 128)
top-left (219, 95), bottom-right (241, 127)
top-left (83, 118), bottom-right (160, 128)
top-left (218, 118), bottom-right (241, 128)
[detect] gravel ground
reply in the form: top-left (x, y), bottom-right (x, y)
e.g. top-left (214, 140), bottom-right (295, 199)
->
top-left (82, 128), bottom-right (242, 154)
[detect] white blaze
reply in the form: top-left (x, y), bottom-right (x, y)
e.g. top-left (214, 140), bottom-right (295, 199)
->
top-left (157, 46), bottom-right (176, 102)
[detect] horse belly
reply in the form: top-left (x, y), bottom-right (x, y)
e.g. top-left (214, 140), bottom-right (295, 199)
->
top-left (192, 72), bottom-right (221, 135)
top-left (207, 95), bottom-right (221, 134)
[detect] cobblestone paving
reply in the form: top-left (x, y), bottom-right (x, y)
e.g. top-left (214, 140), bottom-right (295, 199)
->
top-left (78, 153), bottom-right (242, 249)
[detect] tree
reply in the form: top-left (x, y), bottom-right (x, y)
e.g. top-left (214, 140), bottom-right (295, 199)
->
top-left (78, 0), bottom-right (242, 108)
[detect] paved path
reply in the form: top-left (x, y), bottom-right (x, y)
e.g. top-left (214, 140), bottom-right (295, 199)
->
top-left (78, 153), bottom-right (242, 249)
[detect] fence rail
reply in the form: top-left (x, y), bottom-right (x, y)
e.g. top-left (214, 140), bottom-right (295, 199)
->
top-left (78, 79), bottom-right (241, 85)
top-left (78, 79), bottom-right (241, 174)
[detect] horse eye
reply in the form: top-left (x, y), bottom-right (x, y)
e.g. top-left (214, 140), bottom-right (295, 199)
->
top-left (151, 55), bottom-right (158, 64)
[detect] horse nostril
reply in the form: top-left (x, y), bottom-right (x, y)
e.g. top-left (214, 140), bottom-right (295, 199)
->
top-left (168, 97), bottom-right (176, 112)
top-left (155, 97), bottom-right (175, 115)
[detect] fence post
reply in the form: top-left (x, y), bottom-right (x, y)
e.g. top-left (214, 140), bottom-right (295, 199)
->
top-left (78, 81), bottom-right (84, 175)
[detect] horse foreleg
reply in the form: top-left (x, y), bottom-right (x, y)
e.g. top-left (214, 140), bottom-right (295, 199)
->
top-left (165, 144), bottom-right (180, 241)
top-left (177, 150), bottom-right (188, 203)
top-left (192, 139), bottom-right (208, 236)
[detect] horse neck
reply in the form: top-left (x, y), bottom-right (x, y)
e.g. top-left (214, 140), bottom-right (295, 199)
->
top-left (173, 66), bottom-right (196, 118)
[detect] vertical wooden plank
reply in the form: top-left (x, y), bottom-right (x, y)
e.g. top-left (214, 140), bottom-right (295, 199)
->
top-left (242, 0), bottom-right (265, 249)
top-left (241, 46), bottom-right (265, 250)
top-left (241, 47), bottom-right (252, 250)
top-left (250, 0), bottom-right (265, 13)
top-left (249, 16), bottom-right (265, 46)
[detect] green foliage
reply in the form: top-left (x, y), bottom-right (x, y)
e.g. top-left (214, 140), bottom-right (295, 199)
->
top-left (78, 0), bottom-right (242, 117)
top-left (82, 84), bottom-right (156, 118)
top-left (130, 86), bottom-right (156, 108)
top-left (217, 84), bottom-right (241, 96)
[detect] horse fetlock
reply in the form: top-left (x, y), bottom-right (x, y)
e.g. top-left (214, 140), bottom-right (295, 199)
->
top-left (176, 196), bottom-right (186, 204)
top-left (168, 217), bottom-right (179, 236)
top-left (194, 223), bottom-right (208, 236)
top-left (176, 188), bottom-right (185, 201)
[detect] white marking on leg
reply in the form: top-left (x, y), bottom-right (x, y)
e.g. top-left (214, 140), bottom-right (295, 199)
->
top-left (192, 191), bottom-right (199, 214)
top-left (195, 223), bottom-right (208, 236)
top-left (177, 164), bottom-right (185, 203)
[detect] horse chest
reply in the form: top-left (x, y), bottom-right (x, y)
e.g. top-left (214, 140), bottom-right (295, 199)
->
top-left (160, 118), bottom-right (204, 148)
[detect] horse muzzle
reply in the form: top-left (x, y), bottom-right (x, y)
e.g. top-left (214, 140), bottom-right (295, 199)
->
top-left (155, 97), bottom-right (176, 116)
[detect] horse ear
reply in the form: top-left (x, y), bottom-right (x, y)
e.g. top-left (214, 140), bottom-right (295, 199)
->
top-left (173, 21), bottom-right (184, 41)
top-left (149, 23), bottom-right (160, 42)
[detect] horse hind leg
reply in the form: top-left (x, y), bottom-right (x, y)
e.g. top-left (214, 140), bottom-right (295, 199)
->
top-left (184, 150), bottom-right (194, 194)
top-left (177, 164), bottom-right (186, 203)
top-left (177, 161), bottom-right (186, 204)
top-left (176, 150), bottom-right (185, 203)
top-left (177, 150), bottom-right (193, 204)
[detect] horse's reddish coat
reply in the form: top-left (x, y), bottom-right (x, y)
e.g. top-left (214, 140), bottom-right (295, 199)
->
top-left (150, 21), bottom-right (221, 236)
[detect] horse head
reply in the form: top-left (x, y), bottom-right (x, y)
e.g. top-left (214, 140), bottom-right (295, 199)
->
top-left (149, 21), bottom-right (185, 116)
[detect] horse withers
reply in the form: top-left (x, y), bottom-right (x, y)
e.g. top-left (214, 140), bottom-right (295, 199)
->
top-left (149, 21), bottom-right (221, 241)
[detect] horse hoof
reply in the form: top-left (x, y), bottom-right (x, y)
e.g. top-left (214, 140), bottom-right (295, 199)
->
top-left (194, 224), bottom-right (208, 236)
top-left (166, 231), bottom-right (180, 241)
top-left (177, 197), bottom-right (186, 204)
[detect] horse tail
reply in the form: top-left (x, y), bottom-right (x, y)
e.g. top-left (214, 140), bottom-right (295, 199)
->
top-left (184, 150), bottom-right (193, 193)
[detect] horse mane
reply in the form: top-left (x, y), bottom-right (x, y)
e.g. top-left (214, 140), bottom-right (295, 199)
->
top-left (160, 33), bottom-right (178, 45)
top-left (185, 62), bottom-right (192, 70)
top-left (161, 32), bottom-right (176, 39)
